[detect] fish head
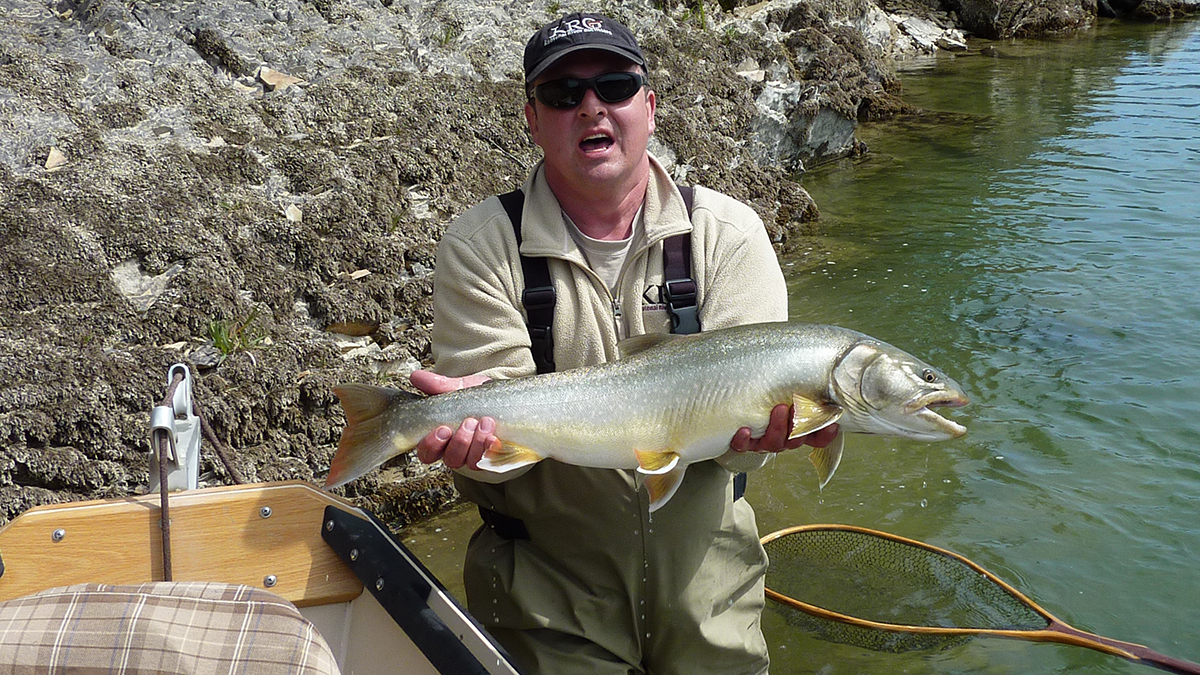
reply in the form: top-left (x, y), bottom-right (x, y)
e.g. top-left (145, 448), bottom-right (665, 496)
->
top-left (832, 340), bottom-right (968, 440)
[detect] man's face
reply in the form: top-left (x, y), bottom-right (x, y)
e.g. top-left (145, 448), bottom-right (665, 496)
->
top-left (524, 51), bottom-right (656, 196)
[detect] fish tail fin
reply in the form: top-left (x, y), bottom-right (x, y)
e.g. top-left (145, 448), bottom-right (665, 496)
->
top-left (477, 441), bottom-right (544, 473)
top-left (644, 464), bottom-right (687, 512)
top-left (326, 384), bottom-right (417, 489)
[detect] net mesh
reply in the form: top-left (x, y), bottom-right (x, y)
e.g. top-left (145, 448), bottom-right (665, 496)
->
top-left (763, 528), bottom-right (1049, 653)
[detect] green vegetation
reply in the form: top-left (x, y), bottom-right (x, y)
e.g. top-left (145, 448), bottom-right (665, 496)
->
top-left (438, 22), bottom-right (462, 45)
top-left (208, 308), bottom-right (267, 357)
top-left (681, 1), bottom-right (708, 29)
top-left (654, 0), bottom-right (709, 29)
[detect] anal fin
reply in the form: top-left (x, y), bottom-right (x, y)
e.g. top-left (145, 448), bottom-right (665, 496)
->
top-left (477, 441), bottom-right (544, 473)
top-left (635, 449), bottom-right (681, 476)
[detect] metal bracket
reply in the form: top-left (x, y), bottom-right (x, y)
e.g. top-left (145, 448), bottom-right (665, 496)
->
top-left (148, 364), bottom-right (201, 492)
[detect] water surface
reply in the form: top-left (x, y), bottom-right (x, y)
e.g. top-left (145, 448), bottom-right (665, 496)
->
top-left (763, 18), bottom-right (1200, 673)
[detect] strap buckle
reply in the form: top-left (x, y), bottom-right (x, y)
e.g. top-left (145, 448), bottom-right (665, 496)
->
top-left (522, 286), bottom-right (557, 311)
top-left (664, 278), bottom-right (700, 335)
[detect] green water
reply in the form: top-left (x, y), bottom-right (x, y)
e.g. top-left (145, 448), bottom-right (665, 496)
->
top-left (401, 19), bottom-right (1200, 674)
top-left (764, 18), bottom-right (1200, 674)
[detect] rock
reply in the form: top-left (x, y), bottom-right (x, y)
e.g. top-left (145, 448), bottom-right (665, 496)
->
top-left (945, 0), bottom-right (1094, 38)
top-left (735, 57), bottom-right (767, 82)
top-left (1131, 0), bottom-right (1200, 18)
top-left (257, 66), bottom-right (307, 92)
top-left (45, 147), bottom-right (68, 170)
top-left (188, 345), bottom-right (224, 369)
top-left (937, 34), bottom-right (969, 51)
top-left (111, 261), bottom-right (184, 312)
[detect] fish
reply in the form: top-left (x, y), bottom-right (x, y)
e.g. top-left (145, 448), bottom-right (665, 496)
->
top-left (325, 322), bottom-right (968, 511)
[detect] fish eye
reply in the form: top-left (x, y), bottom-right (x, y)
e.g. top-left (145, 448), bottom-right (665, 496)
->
top-left (922, 368), bottom-right (938, 383)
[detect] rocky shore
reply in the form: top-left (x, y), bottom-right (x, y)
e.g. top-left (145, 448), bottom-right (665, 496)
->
top-left (1, 0), bottom-right (1194, 528)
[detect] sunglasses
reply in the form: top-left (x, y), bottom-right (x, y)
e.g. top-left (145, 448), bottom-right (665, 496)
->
top-left (530, 72), bottom-right (648, 109)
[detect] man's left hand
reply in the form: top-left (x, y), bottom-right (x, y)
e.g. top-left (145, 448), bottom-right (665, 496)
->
top-left (729, 403), bottom-right (839, 453)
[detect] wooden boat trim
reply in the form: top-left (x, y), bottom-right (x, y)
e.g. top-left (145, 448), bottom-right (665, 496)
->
top-left (0, 480), bottom-right (365, 607)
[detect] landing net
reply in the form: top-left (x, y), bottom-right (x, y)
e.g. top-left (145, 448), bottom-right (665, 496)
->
top-left (762, 525), bottom-right (1048, 653)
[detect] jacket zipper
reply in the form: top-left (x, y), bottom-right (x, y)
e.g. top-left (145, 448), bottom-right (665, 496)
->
top-left (546, 233), bottom-right (675, 345)
top-left (612, 297), bottom-right (624, 340)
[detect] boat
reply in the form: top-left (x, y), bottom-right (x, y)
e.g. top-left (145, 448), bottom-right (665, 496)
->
top-left (0, 365), bottom-right (522, 675)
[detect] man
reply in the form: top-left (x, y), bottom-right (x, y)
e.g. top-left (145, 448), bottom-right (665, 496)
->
top-left (409, 13), bottom-right (838, 675)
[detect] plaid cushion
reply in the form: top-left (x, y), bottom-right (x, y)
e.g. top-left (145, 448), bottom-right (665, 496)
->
top-left (0, 581), bottom-right (341, 675)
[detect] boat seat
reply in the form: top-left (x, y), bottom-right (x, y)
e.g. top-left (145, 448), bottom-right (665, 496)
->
top-left (0, 580), bottom-right (342, 674)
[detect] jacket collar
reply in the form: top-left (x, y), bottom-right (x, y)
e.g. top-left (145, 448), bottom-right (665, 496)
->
top-left (518, 153), bottom-right (692, 260)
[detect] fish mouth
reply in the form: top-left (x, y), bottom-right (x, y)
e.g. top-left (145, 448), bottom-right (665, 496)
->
top-left (907, 391), bottom-right (969, 438)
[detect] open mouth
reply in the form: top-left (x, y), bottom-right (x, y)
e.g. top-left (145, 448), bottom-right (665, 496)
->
top-left (908, 391), bottom-right (969, 438)
top-left (580, 133), bottom-right (614, 153)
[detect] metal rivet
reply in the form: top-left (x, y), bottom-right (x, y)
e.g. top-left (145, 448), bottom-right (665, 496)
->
top-left (349, 549), bottom-right (359, 561)
top-left (264, 575), bottom-right (277, 588)
top-left (325, 519), bottom-right (335, 531)
top-left (260, 506), bottom-right (272, 518)
top-left (52, 529), bottom-right (66, 542)
top-left (375, 578), bottom-right (385, 591)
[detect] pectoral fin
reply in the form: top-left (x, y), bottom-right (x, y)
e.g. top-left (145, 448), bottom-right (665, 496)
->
top-left (789, 394), bottom-right (843, 439)
top-left (635, 449), bottom-right (681, 476)
top-left (807, 434), bottom-right (845, 489)
top-left (477, 441), bottom-right (544, 473)
top-left (644, 464), bottom-right (688, 512)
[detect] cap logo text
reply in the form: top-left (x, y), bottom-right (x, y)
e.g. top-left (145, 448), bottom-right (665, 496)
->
top-left (544, 17), bottom-right (612, 45)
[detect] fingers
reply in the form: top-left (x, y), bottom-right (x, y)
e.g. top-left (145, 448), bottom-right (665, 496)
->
top-left (414, 417), bottom-right (498, 471)
top-left (760, 404), bottom-right (792, 451)
top-left (409, 370), bottom-right (498, 470)
top-left (410, 370), bottom-right (491, 395)
top-left (468, 417), bottom-right (497, 470)
top-left (803, 423), bottom-right (840, 449)
top-left (415, 426), bottom-right (453, 464)
top-left (730, 406), bottom-right (841, 454)
top-left (729, 404), bottom-right (788, 453)
top-left (729, 426), bottom-right (754, 452)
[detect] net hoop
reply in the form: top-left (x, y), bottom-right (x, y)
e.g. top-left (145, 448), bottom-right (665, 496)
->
top-left (761, 524), bottom-right (1143, 660)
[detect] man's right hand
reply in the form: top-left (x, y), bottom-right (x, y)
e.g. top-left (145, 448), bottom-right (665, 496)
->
top-left (410, 370), bottom-right (496, 470)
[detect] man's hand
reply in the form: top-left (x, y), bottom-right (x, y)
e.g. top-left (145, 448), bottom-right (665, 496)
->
top-left (410, 370), bottom-right (495, 470)
top-left (729, 403), bottom-right (840, 453)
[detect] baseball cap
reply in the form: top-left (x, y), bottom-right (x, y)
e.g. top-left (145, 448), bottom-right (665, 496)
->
top-left (524, 13), bottom-right (646, 83)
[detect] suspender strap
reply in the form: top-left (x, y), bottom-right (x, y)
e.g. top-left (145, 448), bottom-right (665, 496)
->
top-left (733, 471), bottom-right (748, 501)
top-left (663, 186), bottom-right (700, 336)
top-left (499, 190), bottom-right (556, 374)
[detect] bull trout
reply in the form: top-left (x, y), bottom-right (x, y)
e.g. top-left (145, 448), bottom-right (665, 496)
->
top-left (325, 322), bottom-right (968, 511)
